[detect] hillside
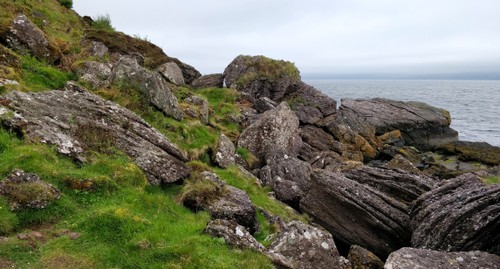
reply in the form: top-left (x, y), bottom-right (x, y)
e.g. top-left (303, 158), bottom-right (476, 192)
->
top-left (1, 1), bottom-right (499, 269)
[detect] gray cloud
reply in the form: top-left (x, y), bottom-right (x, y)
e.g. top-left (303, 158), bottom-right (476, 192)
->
top-left (74, 0), bottom-right (500, 77)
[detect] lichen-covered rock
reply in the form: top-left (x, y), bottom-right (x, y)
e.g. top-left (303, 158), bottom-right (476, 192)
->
top-left (325, 121), bottom-right (378, 160)
top-left (191, 73), bottom-right (224, 89)
top-left (300, 169), bottom-right (411, 258)
top-left (339, 98), bottom-right (458, 150)
top-left (111, 55), bottom-right (183, 120)
top-left (382, 154), bottom-right (421, 174)
top-left (2, 15), bottom-right (59, 63)
top-left (343, 165), bottom-right (436, 205)
top-left (384, 247), bottom-right (500, 269)
top-left (158, 62), bottom-right (185, 85)
top-left (347, 245), bottom-right (384, 269)
top-left (213, 134), bottom-right (236, 168)
top-left (437, 141), bottom-right (500, 166)
top-left (238, 102), bottom-right (302, 168)
top-left (75, 61), bottom-right (112, 89)
top-left (0, 83), bottom-right (189, 185)
top-left (182, 172), bottom-right (257, 233)
top-left (204, 219), bottom-right (264, 251)
top-left (410, 173), bottom-right (500, 255)
top-left (268, 221), bottom-right (344, 269)
top-left (0, 169), bottom-right (60, 211)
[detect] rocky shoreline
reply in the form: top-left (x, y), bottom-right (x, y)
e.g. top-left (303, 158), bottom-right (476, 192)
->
top-left (1, 7), bottom-right (499, 269)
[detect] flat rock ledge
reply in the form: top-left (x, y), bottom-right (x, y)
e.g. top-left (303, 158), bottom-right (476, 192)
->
top-left (0, 82), bottom-right (189, 185)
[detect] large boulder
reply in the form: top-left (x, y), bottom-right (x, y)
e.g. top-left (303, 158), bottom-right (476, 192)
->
top-left (0, 169), bottom-right (60, 211)
top-left (338, 98), bottom-right (458, 150)
top-left (300, 169), bottom-right (411, 258)
top-left (191, 73), bottom-right (224, 89)
top-left (74, 61), bottom-right (112, 89)
top-left (158, 62), bottom-right (185, 85)
top-left (268, 221), bottom-right (345, 269)
top-left (343, 166), bottom-right (437, 205)
top-left (0, 83), bottom-right (189, 185)
top-left (110, 55), bottom-right (183, 120)
top-left (213, 133), bottom-right (236, 168)
top-left (223, 55), bottom-right (301, 102)
top-left (410, 173), bottom-right (500, 255)
top-left (1, 15), bottom-right (59, 63)
top-left (237, 102), bottom-right (302, 168)
top-left (385, 247), bottom-right (500, 269)
top-left (285, 82), bottom-right (337, 124)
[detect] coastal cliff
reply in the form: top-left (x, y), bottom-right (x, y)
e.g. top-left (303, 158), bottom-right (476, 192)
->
top-left (0, 1), bottom-right (499, 268)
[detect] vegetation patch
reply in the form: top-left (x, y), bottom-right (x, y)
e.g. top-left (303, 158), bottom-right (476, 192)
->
top-left (21, 55), bottom-right (75, 91)
top-left (236, 55), bottom-right (300, 87)
top-left (236, 147), bottom-right (258, 168)
top-left (91, 14), bottom-right (114, 32)
top-left (483, 175), bottom-right (500, 184)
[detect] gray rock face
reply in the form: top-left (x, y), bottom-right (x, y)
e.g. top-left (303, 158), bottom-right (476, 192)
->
top-left (0, 169), bottom-right (60, 211)
top-left (75, 61), bottom-right (112, 89)
top-left (286, 82), bottom-right (337, 124)
top-left (343, 166), bottom-right (436, 205)
top-left (410, 173), bottom-right (500, 255)
top-left (237, 102), bottom-right (302, 168)
top-left (254, 97), bottom-right (277, 113)
top-left (176, 61), bottom-right (201, 85)
top-left (384, 247), bottom-right (500, 269)
top-left (223, 55), bottom-right (301, 102)
top-left (111, 55), bottom-right (183, 120)
top-left (2, 15), bottom-right (58, 62)
top-left (0, 83), bottom-right (189, 185)
top-left (268, 221), bottom-right (344, 269)
top-left (158, 62), bottom-right (185, 85)
top-left (300, 169), bottom-right (411, 258)
top-left (204, 219), bottom-right (265, 251)
top-left (339, 98), bottom-right (458, 150)
top-left (87, 41), bottom-right (108, 58)
top-left (191, 73), bottom-right (224, 89)
top-left (213, 134), bottom-right (236, 168)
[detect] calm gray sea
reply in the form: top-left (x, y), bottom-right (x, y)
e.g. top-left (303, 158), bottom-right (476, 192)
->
top-left (304, 79), bottom-right (500, 147)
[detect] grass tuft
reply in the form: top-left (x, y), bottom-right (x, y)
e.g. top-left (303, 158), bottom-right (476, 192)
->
top-left (92, 14), bottom-right (114, 32)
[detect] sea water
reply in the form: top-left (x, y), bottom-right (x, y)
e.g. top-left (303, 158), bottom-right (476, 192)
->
top-left (304, 79), bottom-right (500, 147)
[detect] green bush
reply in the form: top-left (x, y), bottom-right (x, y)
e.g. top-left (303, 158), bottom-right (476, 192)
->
top-left (92, 14), bottom-right (115, 32)
top-left (58, 0), bottom-right (73, 9)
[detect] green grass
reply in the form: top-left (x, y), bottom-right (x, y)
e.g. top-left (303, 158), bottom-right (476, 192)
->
top-left (483, 175), bottom-right (500, 184)
top-left (21, 55), bottom-right (76, 91)
top-left (235, 55), bottom-right (300, 87)
top-left (92, 14), bottom-right (115, 32)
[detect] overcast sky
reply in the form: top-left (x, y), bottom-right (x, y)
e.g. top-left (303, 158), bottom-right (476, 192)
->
top-left (73, 0), bottom-right (500, 78)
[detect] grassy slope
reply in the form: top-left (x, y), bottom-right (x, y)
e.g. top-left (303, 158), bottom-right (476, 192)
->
top-left (0, 1), bottom-right (302, 268)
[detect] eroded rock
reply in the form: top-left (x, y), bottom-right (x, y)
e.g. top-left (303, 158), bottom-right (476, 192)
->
top-left (300, 169), bottom-right (411, 258)
top-left (0, 169), bottom-right (60, 211)
top-left (191, 73), bottom-right (224, 89)
top-left (1, 83), bottom-right (189, 185)
top-left (410, 173), bottom-right (500, 255)
top-left (385, 247), bottom-right (500, 269)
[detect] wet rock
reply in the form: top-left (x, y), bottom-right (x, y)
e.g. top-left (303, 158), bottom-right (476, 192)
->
top-left (268, 221), bottom-right (344, 269)
top-left (339, 98), bottom-right (458, 150)
top-left (182, 172), bottom-right (257, 233)
top-left (437, 141), bottom-right (500, 166)
top-left (191, 73), bottom-right (224, 89)
top-left (1, 83), bottom-right (189, 185)
top-left (410, 173), bottom-right (500, 254)
top-left (111, 55), bottom-right (183, 120)
top-left (204, 219), bottom-right (265, 251)
top-left (223, 55), bottom-right (301, 102)
top-left (213, 133), bottom-right (236, 168)
top-left (383, 154), bottom-right (421, 174)
top-left (238, 102), bottom-right (302, 168)
top-left (347, 245), bottom-right (384, 269)
top-left (158, 62), bottom-right (185, 85)
top-left (0, 169), bottom-right (60, 211)
top-left (2, 15), bottom-right (59, 63)
top-left (385, 247), bottom-right (500, 269)
top-left (286, 82), bottom-right (337, 124)
top-left (300, 169), bottom-right (411, 258)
